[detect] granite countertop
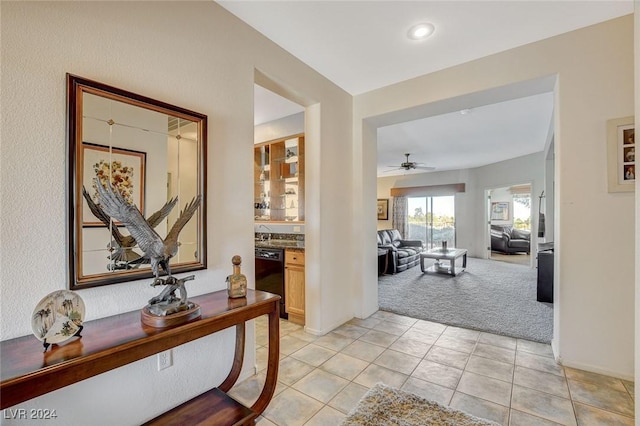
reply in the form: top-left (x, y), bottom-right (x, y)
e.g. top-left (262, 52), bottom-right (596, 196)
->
top-left (255, 239), bottom-right (305, 250)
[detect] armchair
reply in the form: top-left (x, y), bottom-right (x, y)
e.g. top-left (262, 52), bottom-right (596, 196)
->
top-left (377, 229), bottom-right (423, 274)
top-left (491, 225), bottom-right (530, 254)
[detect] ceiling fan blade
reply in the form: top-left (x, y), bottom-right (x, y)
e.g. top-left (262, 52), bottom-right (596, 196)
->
top-left (414, 165), bottom-right (436, 170)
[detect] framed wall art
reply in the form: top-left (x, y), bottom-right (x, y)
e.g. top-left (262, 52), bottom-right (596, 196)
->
top-left (607, 116), bottom-right (635, 193)
top-left (82, 142), bottom-right (146, 226)
top-left (491, 202), bottom-right (509, 221)
top-left (377, 198), bottom-right (389, 220)
top-left (68, 74), bottom-right (207, 289)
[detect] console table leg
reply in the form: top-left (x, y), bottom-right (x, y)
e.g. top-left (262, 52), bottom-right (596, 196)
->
top-left (219, 323), bottom-right (245, 393)
top-left (251, 309), bottom-right (280, 415)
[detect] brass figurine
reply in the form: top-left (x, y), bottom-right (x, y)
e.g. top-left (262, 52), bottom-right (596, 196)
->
top-left (147, 275), bottom-right (196, 316)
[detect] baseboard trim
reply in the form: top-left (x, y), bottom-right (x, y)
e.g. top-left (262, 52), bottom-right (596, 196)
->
top-left (558, 358), bottom-right (634, 382)
top-left (551, 337), bottom-right (559, 361)
top-left (304, 314), bottom-right (353, 336)
top-left (239, 366), bottom-right (257, 383)
top-left (303, 326), bottom-right (324, 336)
top-left (359, 305), bottom-right (379, 320)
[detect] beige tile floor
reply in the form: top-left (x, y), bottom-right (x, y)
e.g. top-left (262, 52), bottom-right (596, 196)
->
top-left (229, 311), bottom-right (635, 426)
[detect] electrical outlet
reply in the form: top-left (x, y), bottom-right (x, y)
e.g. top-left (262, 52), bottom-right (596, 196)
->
top-left (157, 350), bottom-right (173, 371)
top-left (293, 226), bottom-right (301, 232)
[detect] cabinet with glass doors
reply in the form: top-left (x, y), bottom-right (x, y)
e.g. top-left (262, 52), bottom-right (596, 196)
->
top-left (254, 135), bottom-right (304, 222)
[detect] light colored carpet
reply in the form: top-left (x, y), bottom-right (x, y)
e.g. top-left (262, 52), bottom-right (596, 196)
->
top-left (378, 257), bottom-right (553, 343)
top-left (341, 383), bottom-right (499, 426)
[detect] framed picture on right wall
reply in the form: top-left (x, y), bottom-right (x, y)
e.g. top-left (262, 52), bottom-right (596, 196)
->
top-left (607, 116), bottom-right (635, 193)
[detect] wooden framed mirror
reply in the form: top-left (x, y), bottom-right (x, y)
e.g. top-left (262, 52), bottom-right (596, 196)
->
top-left (67, 74), bottom-right (207, 289)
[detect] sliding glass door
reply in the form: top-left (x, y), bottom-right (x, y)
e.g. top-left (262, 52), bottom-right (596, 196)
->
top-left (407, 196), bottom-right (455, 249)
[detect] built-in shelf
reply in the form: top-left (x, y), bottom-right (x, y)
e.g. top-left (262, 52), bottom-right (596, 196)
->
top-left (255, 135), bottom-right (304, 222)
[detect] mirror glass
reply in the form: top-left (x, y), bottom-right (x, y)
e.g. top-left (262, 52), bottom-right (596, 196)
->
top-left (67, 75), bottom-right (207, 289)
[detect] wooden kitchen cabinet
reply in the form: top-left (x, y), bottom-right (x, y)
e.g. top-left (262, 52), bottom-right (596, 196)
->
top-left (285, 250), bottom-right (305, 325)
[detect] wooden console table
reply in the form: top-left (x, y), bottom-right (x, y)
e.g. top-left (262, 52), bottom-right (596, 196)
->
top-left (1, 289), bottom-right (280, 425)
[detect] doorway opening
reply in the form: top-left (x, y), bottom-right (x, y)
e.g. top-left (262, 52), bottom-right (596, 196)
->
top-left (253, 81), bottom-right (307, 329)
top-left (487, 184), bottom-right (532, 267)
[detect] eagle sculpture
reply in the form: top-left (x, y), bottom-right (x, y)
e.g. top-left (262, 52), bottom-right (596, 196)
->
top-left (93, 178), bottom-right (201, 285)
top-left (82, 186), bottom-right (178, 266)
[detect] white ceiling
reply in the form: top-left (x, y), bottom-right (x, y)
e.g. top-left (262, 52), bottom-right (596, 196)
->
top-left (254, 84), bottom-right (304, 126)
top-left (231, 1), bottom-right (634, 175)
top-left (377, 92), bottom-right (554, 174)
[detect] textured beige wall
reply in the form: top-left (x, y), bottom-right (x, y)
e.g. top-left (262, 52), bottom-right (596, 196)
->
top-left (0, 1), bottom-right (352, 422)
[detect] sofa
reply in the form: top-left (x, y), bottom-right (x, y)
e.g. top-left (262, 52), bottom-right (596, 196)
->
top-left (377, 229), bottom-right (423, 274)
top-left (490, 225), bottom-right (531, 254)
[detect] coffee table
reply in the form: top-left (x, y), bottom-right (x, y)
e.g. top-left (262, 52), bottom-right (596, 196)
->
top-left (420, 248), bottom-right (467, 276)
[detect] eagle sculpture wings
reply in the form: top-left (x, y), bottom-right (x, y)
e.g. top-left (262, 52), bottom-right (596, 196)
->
top-left (93, 178), bottom-right (201, 282)
top-left (82, 186), bottom-right (178, 264)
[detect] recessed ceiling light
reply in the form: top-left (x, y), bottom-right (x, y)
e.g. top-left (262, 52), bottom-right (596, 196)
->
top-left (407, 23), bottom-right (435, 40)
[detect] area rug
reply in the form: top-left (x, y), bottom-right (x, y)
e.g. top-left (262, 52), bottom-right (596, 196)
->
top-left (341, 383), bottom-right (499, 426)
top-left (378, 257), bottom-right (553, 342)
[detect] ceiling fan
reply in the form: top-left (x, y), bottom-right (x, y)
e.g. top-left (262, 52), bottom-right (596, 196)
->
top-left (385, 153), bottom-right (435, 172)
